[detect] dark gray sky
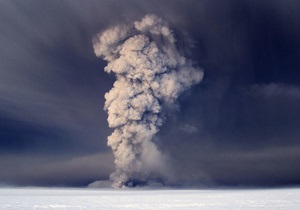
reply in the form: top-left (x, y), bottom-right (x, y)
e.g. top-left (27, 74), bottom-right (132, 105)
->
top-left (0, 0), bottom-right (300, 187)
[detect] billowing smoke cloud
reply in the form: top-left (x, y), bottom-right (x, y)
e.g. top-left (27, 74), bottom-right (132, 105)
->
top-left (93, 14), bottom-right (203, 188)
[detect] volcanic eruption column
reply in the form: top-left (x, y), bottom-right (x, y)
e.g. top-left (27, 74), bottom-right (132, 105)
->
top-left (93, 15), bottom-right (203, 188)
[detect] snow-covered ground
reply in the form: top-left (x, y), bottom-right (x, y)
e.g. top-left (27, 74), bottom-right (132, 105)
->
top-left (0, 187), bottom-right (299, 209)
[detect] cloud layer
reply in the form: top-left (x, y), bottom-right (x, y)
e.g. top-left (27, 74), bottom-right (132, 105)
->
top-left (0, 0), bottom-right (299, 187)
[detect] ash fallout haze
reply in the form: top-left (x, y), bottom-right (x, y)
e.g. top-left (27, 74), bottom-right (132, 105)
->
top-left (0, 0), bottom-right (300, 188)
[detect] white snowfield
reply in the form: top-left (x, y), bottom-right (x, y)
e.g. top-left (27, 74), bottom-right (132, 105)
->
top-left (0, 188), bottom-right (299, 209)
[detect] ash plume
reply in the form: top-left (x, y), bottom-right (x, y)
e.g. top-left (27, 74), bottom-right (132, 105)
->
top-left (93, 14), bottom-right (203, 188)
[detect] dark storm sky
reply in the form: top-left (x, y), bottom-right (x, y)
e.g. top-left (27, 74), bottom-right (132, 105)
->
top-left (0, 0), bottom-right (299, 187)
